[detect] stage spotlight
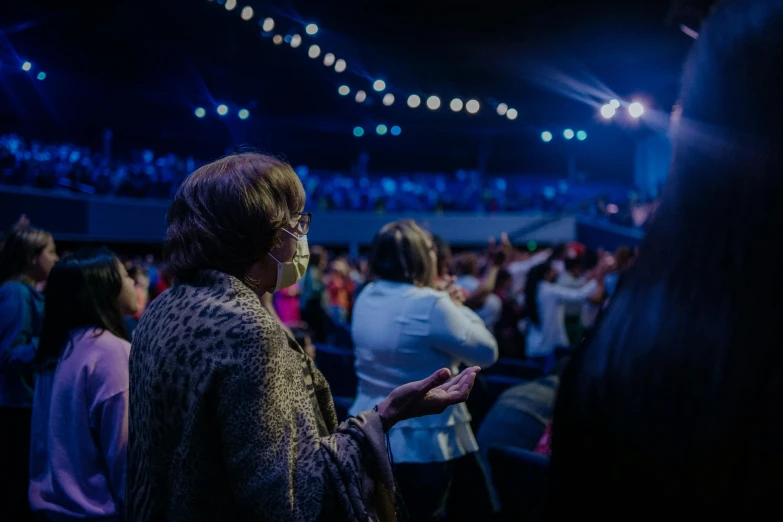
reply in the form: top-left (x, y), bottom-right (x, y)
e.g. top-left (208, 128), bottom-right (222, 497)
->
top-left (373, 79), bottom-right (386, 92)
top-left (382, 93), bottom-right (395, 106)
top-left (426, 96), bottom-right (441, 110)
top-left (262, 17), bottom-right (275, 32)
top-left (497, 103), bottom-right (508, 116)
top-left (338, 85), bottom-right (350, 96)
top-left (450, 98), bottom-right (463, 112)
top-left (391, 126), bottom-right (401, 136)
top-left (564, 129), bottom-right (575, 140)
top-left (334, 59), bottom-right (346, 72)
top-left (217, 104), bottom-right (229, 116)
top-left (541, 131), bottom-right (553, 142)
top-left (465, 99), bottom-right (480, 114)
top-left (576, 130), bottom-right (587, 141)
top-left (225, 0), bottom-right (236, 11)
top-left (241, 6), bottom-right (254, 20)
top-left (290, 34), bottom-right (302, 48)
top-left (609, 99), bottom-right (620, 109)
top-left (600, 104), bottom-right (616, 119)
top-left (37, 72), bottom-right (46, 80)
top-left (628, 101), bottom-right (644, 118)
top-left (353, 126), bottom-right (365, 137)
top-left (506, 108), bottom-right (518, 120)
top-left (323, 53), bottom-right (335, 66)
top-left (305, 23), bottom-right (319, 35)
top-left (194, 107), bottom-right (206, 118)
top-left (22, 61), bottom-right (32, 71)
top-left (407, 94), bottom-right (421, 108)
top-left (376, 124), bottom-right (388, 135)
top-left (272, 34), bottom-right (283, 45)
top-left (355, 90), bottom-right (367, 103)
top-left (308, 45), bottom-right (321, 59)
top-left (238, 109), bottom-right (250, 120)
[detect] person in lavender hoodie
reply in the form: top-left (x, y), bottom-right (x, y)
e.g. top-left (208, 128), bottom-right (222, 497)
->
top-left (29, 247), bottom-right (138, 522)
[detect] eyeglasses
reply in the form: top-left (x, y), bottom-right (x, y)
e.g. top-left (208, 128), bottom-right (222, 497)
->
top-left (294, 212), bottom-right (312, 235)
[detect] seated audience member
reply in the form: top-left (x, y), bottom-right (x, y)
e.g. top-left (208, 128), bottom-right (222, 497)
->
top-left (29, 247), bottom-right (138, 522)
top-left (551, 2), bottom-right (783, 518)
top-left (350, 219), bottom-right (499, 522)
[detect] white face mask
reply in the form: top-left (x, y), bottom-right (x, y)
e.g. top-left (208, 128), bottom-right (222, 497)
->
top-left (269, 230), bottom-right (310, 292)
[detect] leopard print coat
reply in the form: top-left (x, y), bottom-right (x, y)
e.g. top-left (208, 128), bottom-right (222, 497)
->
top-left (127, 270), bottom-right (396, 521)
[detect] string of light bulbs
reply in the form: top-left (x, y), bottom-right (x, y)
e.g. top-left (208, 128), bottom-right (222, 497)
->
top-left (207, 0), bottom-right (522, 121)
top-left (208, 0), bottom-right (646, 133)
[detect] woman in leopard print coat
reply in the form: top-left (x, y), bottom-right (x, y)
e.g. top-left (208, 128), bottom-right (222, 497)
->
top-left (126, 153), bottom-right (480, 522)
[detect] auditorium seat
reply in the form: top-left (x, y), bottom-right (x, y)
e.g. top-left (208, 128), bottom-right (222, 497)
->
top-left (487, 445), bottom-right (549, 522)
top-left (314, 344), bottom-right (358, 397)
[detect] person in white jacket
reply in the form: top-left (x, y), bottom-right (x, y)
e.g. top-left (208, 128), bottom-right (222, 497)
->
top-left (524, 258), bottom-right (607, 371)
top-left (350, 220), bottom-right (499, 522)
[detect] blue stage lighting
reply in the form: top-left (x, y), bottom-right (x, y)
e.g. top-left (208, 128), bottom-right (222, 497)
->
top-left (194, 107), bottom-right (206, 118)
top-left (541, 131), bottom-right (553, 142)
top-left (390, 126), bottom-right (401, 136)
top-left (376, 124), bottom-right (388, 135)
top-left (576, 130), bottom-right (587, 141)
top-left (353, 126), bottom-right (365, 137)
top-left (238, 109), bottom-right (250, 120)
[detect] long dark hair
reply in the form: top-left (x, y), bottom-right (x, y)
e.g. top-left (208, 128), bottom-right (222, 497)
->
top-left (551, 0), bottom-right (783, 517)
top-left (37, 247), bottom-right (129, 368)
top-left (0, 223), bottom-right (51, 283)
top-left (523, 260), bottom-right (551, 326)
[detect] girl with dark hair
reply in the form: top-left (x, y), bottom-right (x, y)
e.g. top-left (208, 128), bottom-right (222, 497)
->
top-left (551, 0), bottom-right (783, 518)
top-left (523, 259), bottom-right (605, 370)
top-left (29, 247), bottom-right (138, 522)
top-left (0, 219), bottom-right (58, 522)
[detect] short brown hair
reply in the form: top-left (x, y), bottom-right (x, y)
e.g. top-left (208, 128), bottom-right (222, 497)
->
top-left (164, 153), bottom-right (304, 283)
top-left (369, 220), bottom-right (435, 286)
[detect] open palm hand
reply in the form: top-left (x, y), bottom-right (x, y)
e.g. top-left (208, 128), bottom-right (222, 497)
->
top-left (376, 366), bottom-right (480, 431)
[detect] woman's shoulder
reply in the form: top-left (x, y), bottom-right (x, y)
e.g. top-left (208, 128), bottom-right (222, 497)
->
top-left (65, 329), bottom-right (130, 389)
top-left (74, 328), bottom-right (131, 358)
top-left (0, 280), bottom-right (36, 300)
top-left (364, 280), bottom-right (447, 299)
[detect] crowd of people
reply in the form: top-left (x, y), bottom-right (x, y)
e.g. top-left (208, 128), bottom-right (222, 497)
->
top-left (0, 133), bottom-right (652, 220)
top-left (0, 1), bottom-right (781, 520)
top-left (0, 200), bottom-right (629, 522)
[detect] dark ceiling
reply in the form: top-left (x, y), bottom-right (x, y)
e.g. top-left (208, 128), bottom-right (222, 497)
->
top-left (0, 0), bottom-right (695, 178)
